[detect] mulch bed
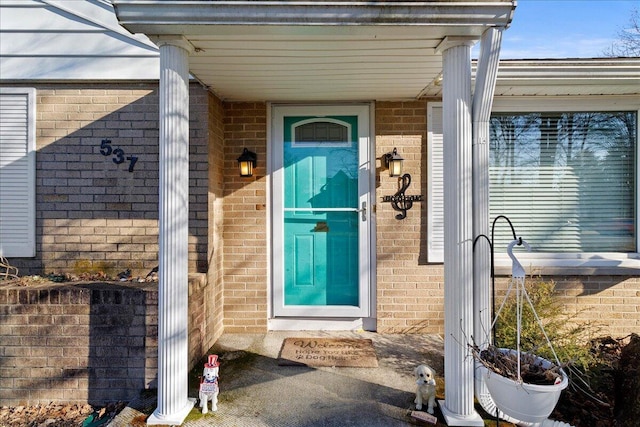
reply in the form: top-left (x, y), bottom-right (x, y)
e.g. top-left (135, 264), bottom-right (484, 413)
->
top-left (0, 402), bottom-right (126, 427)
top-left (552, 335), bottom-right (638, 427)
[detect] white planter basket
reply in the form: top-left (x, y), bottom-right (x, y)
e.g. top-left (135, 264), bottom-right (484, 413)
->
top-left (478, 239), bottom-right (571, 423)
top-left (479, 349), bottom-right (568, 424)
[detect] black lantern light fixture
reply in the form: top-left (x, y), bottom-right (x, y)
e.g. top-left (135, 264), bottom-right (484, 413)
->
top-left (237, 148), bottom-right (257, 177)
top-left (384, 147), bottom-right (404, 177)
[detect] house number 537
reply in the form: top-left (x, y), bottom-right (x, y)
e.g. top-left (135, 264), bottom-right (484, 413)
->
top-left (100, 139), bottom-right (138, 172)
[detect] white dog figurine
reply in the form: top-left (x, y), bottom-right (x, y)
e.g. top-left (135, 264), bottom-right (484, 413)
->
top-left (199, 355), bottom-right (220, 414)
top-left (414, 364), bottom-right (437, 414)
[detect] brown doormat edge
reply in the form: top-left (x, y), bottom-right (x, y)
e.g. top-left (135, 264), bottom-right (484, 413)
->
top-left (278, 337), bottom-right (378, 368)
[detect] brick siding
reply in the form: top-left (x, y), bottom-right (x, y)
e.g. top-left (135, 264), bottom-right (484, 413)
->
top-left (216, 101), bottom-right (640, 338)
top-left (375, 101), bottom-right (445, 334)
top-left (0, 274), bottom-right (212, 406)
top-left (2, 88), bottom-right (637, 400)
top-left (494, 275), bottom-right (640, 339)
top-left (206, 93), bottom-right (226, 342)
top-left (221, 102), bottom-right (268, 333)
top-left (7, 83), bottom-right (209, 278)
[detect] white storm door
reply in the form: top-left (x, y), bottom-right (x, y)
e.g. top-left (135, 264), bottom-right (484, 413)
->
top-left (272, 104), bottom-right (372, 317)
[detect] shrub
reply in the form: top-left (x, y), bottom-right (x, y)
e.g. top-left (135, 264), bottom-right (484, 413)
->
top-left (493, 278), bottom-right (599, 371)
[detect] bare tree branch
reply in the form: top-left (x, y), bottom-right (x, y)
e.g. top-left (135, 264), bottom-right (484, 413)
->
top-left (603, 7), bottom-right (640, 57)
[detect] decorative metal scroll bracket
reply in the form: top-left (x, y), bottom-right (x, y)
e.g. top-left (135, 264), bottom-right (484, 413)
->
top-left (381, 173), bottom-right (423, 220)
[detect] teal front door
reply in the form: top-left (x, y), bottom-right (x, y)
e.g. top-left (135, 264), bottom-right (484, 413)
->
top-left (272, 105), bottom-right (372, 318)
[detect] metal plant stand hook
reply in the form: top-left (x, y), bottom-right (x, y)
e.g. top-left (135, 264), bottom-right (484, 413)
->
top-left (491, 239), bottom-right (564, 383)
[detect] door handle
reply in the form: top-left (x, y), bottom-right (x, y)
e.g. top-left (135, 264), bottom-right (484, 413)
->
top-left (313, 221), bottom-right (329, 232)
top-left (358, 201), bottom-right (367, 221)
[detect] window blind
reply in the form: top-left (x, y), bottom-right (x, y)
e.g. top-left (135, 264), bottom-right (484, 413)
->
top-left (489, 112), bottom-right (636, 253)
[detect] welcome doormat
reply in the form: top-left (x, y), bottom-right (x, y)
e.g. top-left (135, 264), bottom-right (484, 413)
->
top-left (278, 337), bottom-right (378, 367)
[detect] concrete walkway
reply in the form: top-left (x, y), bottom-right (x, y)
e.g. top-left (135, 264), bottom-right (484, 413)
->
top-left (108, 332), bottom-right (450, 426)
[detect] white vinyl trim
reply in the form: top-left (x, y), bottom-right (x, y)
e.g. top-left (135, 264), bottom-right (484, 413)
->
top-left (492, 95), bottom-right (640, 112)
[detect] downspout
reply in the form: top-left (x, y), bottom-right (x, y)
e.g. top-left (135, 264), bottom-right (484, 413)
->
top-left (472, 28), bottom-right (501, 355)
top-left (471, 27), bottom-right (573, 427)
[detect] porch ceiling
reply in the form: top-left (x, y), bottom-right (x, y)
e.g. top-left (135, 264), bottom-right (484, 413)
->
top-left (113, 0), bottom-right (516, 101)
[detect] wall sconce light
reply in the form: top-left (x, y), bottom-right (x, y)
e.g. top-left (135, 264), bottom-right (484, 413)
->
top-left (237, 148), bottom-right (257, 177)
top-left (384, 147), bottom-right (404, 177)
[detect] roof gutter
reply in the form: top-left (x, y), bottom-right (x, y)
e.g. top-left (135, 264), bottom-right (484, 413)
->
top-left (490, 58), bottom-right (640, 80)
top-left (113, 1), bottom-right (516, 33)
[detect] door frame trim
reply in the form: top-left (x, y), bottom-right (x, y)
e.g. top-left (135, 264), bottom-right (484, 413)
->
top-left (267, 102), bottom-right (377, 326)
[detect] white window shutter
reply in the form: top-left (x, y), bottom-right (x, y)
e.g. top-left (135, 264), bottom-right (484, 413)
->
top-left (0, 88), bottom-right (36, 257)
top-left (427, 103), bottom-right (444, 262)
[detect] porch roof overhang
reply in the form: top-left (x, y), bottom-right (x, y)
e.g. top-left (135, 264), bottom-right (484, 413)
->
top-left (112, 0), bottom-right (516, 101)
top-left (419, 58), bottom-right (640, 98)
top-left (490, 58), bottom-right (640, 97)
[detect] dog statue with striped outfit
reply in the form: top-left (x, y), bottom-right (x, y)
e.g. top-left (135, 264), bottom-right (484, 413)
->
top-left (199, 355), bottom-right (220, 414)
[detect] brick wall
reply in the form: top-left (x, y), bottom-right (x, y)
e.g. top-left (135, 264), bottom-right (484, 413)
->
top-left (216, 101), bottom-right (447, 334)
top-left (206, 92), bottom-right (225, 343)
top-left (188, 87), bottom-right (211, 273)
top-left (494, 275), bottom-right (640, 338)
top-left (221, 102), bottom-right (268, 333)
top-left (375, 101), bottom-right (445, 334)
top-left (7, 83), bottom-right (209, 278)
top-left (0, 274), bottom-right (211, 406)
top-left (373, 101), bottom-right (640, 337)
top-left (187, 274), bottom-right (217, 369)
top-left (6, 83), bottom-right (635, 348)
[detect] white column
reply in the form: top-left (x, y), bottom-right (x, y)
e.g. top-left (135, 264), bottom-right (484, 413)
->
top-left (437, 38), bottom-right (484, 426)
top-left (147, 37), bottom-right (195, 426)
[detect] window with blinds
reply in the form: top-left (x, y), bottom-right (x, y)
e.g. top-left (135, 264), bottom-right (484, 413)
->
top-left (291, 118), bottom-right (351, 148)
top-left (489, 111), bottom-right (636, 253)
top-left (0, 88), bottom-right (36, 258)
top-left (295, 120), bottom-right (348, 143)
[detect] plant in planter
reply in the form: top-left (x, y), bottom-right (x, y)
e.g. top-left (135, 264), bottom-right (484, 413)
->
top-left (475, 347), bottom-right (568, 423)
top-left (478, 346), bottom-right (564, 386)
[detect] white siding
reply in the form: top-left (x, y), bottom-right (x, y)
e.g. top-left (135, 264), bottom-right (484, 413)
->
top-left (0, 0), bottom-right (159, 80)
top-left (0, 88), bottom-right (36, 258)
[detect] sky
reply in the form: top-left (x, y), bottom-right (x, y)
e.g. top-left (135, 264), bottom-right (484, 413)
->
top-left (483, 0), bottom-right (639, 59)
